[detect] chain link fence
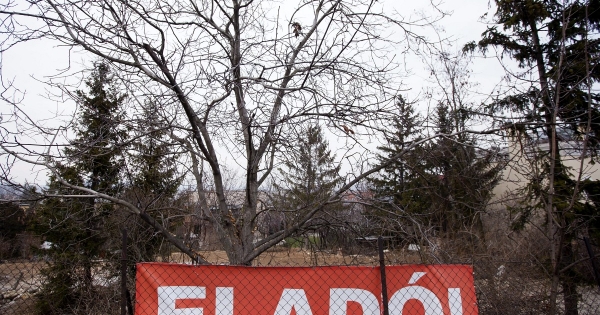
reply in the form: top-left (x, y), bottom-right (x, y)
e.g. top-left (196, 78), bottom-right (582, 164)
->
top-left (2, 232), bottom-right (600, 315)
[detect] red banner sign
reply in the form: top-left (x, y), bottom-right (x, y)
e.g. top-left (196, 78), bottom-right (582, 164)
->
top-left (135, 263), bottom-right (478, 315)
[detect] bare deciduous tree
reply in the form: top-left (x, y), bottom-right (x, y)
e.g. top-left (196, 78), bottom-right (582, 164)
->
top-left (0, 0), bottom-right (448, 265)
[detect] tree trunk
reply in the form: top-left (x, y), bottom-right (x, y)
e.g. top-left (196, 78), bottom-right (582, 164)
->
top-left (528, 15), bottom-right (563, 315)
top-left (561, 240), bottom-right (579, 315)
top-left (562, 275), bottom-right (579, 315)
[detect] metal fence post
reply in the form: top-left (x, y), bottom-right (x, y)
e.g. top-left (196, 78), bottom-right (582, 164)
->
top-left (121, 229), bottom-right (128, 315)
top-left (378, 236), bottom-right (390, 315)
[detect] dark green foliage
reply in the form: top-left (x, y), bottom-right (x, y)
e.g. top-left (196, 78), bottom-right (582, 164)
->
top-left (36, 253), bottom-right (82, 315)
top-left (120, 101), bottom-right (183, 262)
top-left (0, 201), bottom-right (26, 241)
top-left (34, 181), bottom-right (103, 314)
top-left (0, 201), bottom-right (28, 259)
top-left (580, 180), bottom-right (600, 242)
top-left (470, 0), bottom-right (600, 151)
top-left (468, 1), bottom-right (600, 313)
top-left (129, 102), bottom-right (181, 200)
top-left (371, 97), bottom-right (502, 244)
top-left (34, 63), bottom-right (126, 314)
top-left (276, 124), bottom-right (342, 211)
top-left (67, 64), bottom-right (127, 193)
top-left (473, 0), bottom-right (600, 242)
top-left (273, 124), bottom-right (343, 243)
top-left (370, 96), bottom-right (422, 203)
top-left (428, 103), bottom-right (503, 239)
top-left (369, 97), bottom-right (430, 234)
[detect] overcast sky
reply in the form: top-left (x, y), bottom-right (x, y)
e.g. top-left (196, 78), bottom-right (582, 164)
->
top-left (0, 0), bottom-right (505, 184)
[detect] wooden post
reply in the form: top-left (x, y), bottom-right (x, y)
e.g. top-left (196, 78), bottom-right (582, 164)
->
top-left (378, 236), bottom-right (389, 315)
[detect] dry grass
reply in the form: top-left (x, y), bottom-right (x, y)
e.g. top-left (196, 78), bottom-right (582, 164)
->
top-left (165, 246), bottom-right (426, 266)
top-left (0, 261), bottom-right (45, 315)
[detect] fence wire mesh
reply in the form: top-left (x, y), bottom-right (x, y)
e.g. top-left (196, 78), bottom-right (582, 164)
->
top-left (134, 263), bottom-right (476, 315)
top-left (1, 234), bottom-right (600, 315)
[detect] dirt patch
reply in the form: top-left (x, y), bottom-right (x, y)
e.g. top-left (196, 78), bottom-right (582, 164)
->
top-left (0, 261), bottom-right (44, 315)
top-left (1, 293), bottom-right (37, 315)
top-left (166, 247), bottom-right (425, 266)
top-left (0, 261), bottom-right (45, 293)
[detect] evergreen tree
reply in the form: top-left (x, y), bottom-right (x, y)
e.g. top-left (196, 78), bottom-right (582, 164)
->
top-left (371, 99), bottom-right (502, 249)
top-left (276, 125), bottom-right (341, 209)
top-left (467, 1), bottom-right (600, 313)
top-left (369, 97), bottom-right (430, 235)
top-left (130, 102), bottom-right (181, 199)
top-left (34, 63), bottom-right (126, 314)
top-left (468, 0), bottom-right (600, 149)
top-left (425, 103), bottom-right (502, 242)
top-left (371, 97), bottom-right (422, 202)
top-left (121, 101), bottom-right (183, 262)
top-left (273, 124), bottom-right (342, 245)
top-left (0, 201), bottom-right (28, 259)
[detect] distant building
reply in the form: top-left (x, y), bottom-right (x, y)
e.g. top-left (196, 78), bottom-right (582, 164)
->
top-left (486, 130), bottom-right (600, 230)
top-left (493, 132), bottom-right (597, 197)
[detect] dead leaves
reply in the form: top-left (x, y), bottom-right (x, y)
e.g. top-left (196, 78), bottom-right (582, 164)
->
top-left (340, 124), bottom-right (355, 135)
top-left (291, 22), bottom-right (302, 38)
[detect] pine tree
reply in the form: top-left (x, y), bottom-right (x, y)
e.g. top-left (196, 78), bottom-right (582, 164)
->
top-left (371, 97), bottom-right (422, 201)
top-left (468, 0), bottom-right (600, 146)
top-left (121, 101), bottom-right (183, 262)
top-left (273, 124), bottom-right (342, 246)
top-left (371, 98), bottom-right (502, 249)
top-left (130, 102), bottom-right (181, 199)
top-left (0, 200), bottom-right (28, 259)
top-left (426, 103), bottom-right (502, 242)
top-left (369, 96), bottom-right (430, 235)
top-left (277, 125), bottom-right (341, 208)
top-left (34, 63), bottom-right (126, 314)
top-left (467, 1), bottom-right (600, 313)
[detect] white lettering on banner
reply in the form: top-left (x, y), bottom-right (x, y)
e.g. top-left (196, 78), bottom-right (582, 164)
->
top-left (388, 272), bottom-right (444, 315)
top-left (448, 288), bottom-right (463, 315)
top-left (389, 286), bottom-right (443, 315)
top-left (408, 272), bottom-right (426, 284)
top-left (157, 286), bottom-right (234, 315)
top-left (216, 287), bottom-right (234, 315)
top-left (158, 286), bottom-right (205, 315)
top-left (274, 289), bottom-right (314, 315)
top-left (330, 288), bottom-right (380, 315)
top-left (155, 273), bottom-right (465, 315)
